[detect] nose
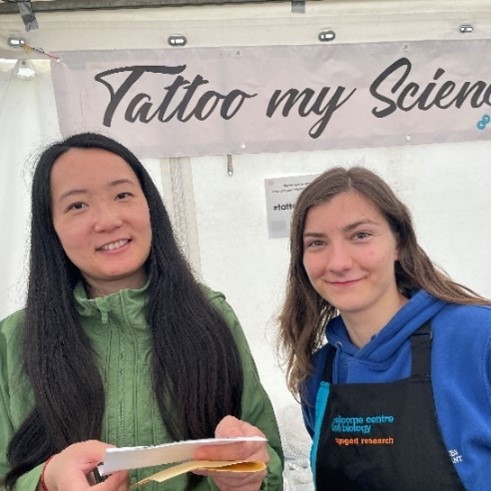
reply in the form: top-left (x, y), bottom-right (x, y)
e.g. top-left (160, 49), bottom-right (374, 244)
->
top-left (328, 242), bottom-right (353, 273)
top-left (92, 204), bottom-right (123, 233)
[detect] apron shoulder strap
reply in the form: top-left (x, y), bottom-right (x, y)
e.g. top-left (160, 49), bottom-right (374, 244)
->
top-left (321, 343), bottom-right (336, 383)
top-left (410, 321), bottom-right (433, 380)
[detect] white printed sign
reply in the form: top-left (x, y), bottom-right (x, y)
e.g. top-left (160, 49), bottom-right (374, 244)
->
top-left (265, 174), bottom-right (318, 239)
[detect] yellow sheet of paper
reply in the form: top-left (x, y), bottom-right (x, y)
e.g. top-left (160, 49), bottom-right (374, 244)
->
top-left (130, 460), bottom-right (266, 489)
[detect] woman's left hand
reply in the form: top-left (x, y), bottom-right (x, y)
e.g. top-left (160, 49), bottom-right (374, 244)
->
top-left (192, 415), bottom-right (269, 490)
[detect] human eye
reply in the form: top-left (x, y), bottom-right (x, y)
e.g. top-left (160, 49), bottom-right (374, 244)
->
top-left (352, 231), bottom-right (372, 241)
top-left (66, 201), bottom-right (87, 212)
top-left (304, 238), bottom-right (325, 249)
top-left (115, 191), bottom-right (133, 200)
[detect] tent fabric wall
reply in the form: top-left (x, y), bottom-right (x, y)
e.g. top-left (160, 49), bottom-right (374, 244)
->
top-left (0, 60), bottom-right (58, 318)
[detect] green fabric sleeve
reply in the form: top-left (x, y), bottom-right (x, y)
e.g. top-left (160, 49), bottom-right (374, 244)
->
top-left (0, 313), bottom-right (17, 488)
top-left (9, 464), bottom-right (43, 491)
top-left (0, 311), bottom-right (43, 490)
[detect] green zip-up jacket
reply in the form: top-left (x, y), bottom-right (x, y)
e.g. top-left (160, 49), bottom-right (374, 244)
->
top-left (0, 283), bottom-right (283, 490)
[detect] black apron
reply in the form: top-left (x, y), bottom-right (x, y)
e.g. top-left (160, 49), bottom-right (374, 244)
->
top-left (312, 323), bottom-right (465, 490)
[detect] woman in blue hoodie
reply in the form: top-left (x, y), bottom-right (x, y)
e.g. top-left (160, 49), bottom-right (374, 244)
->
top-left (278, 166), bottom-right (491, 490)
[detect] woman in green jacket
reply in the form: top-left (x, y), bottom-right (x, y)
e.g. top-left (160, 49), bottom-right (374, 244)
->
top-left (0, 132), bottom-right (283, 491)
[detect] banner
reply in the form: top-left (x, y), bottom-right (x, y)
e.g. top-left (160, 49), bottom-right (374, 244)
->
top-left (51, 40), bottom-right (491, 158)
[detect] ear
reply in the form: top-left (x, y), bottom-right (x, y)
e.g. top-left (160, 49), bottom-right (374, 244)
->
top-left (393, 233), bottom-right (400, 261)
top-left (394, 246), bottom-right (400, 261)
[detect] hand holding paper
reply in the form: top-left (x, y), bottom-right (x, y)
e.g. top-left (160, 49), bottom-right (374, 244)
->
top-left (102, 435), bottom-right (267, 490)
top-left (40, 440), bottom-right (129, 491)
top-left (98, 416), bottom-right (270, 489)
top-left (192, 416), bottom-right (270, 491)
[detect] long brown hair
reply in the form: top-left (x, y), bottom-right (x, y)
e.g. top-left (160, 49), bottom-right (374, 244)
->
top-left (278, 166), bottom-right (490, 398)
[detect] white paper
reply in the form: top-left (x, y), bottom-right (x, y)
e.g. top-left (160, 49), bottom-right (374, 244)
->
top-left (99, 436), bottom-right (267, 475)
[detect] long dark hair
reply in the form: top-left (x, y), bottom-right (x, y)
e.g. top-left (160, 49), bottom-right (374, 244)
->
top-left (5, 132), bottom-right (244, 487)
top-left (278, 166), bottom-right (491, 397)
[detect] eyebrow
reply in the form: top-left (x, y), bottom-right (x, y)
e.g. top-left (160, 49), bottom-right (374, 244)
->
top-left (342, 219), bottom-right (379, 232)
top-left (303, 219), bottom-right (379, 238)
top-left (57, 178), bottom-right (137, 202)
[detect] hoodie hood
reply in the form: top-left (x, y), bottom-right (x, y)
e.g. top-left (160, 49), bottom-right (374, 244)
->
top-left (326, 290), bottom-right (447, 378)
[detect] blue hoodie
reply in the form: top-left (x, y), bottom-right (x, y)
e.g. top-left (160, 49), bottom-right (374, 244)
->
top-left (302, 289), bottom-right (491, 490)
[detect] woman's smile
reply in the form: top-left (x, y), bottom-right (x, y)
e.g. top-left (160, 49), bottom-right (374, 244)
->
top-left (97, 238), bottom-right (131, 252)
top-left (328, 278), bottom-right (364, 287)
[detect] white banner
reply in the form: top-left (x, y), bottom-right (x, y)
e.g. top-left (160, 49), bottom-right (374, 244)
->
top-left (51, 40), bottom-right (491, 158)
